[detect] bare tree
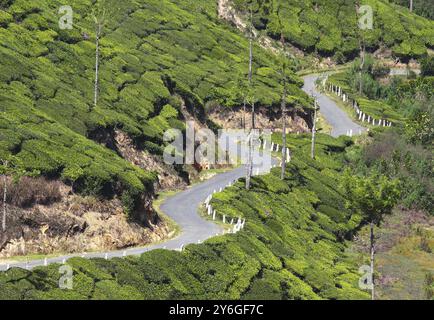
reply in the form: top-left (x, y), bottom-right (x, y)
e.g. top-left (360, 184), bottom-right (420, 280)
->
top-left (356, 2), bottom-right (366, 96)
top-left (280, 34), bottom-right (287, 180)
top-left (93, 20), bottom-right (102, 108)
top-left (248, 6), bottom-right (255, 130)
top-left (246, 4), bottom-right (255, 190)
top-left (243, 98), bottom-right (246, 130)
top-left (1, 160), bottom-right (7, 232)
top-left (311, 99), bottom-right (318, 160)
top-left (359, 41), bottom-right (365, 95)
top-left (92, 1), bottom-right (111, 109)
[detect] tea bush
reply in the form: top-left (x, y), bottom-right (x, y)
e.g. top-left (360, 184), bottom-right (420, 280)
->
top-left (232, 0), bottom-right (434, 59)
top-left (0, 0), bottom-right (310, 213)
top-left (0, 134), bottom-right (370, 300)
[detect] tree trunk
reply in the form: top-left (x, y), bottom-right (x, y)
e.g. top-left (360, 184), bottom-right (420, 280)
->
top-left (280, 34), bottom-right (287, 180)
top-left (2, 160), bottom-right (7, 232)
top-left (370, 222), bottom-right (375, 300)
top-left (281, 92), bottom-right (286, 180)
top-left (410, 0), bottom-right (413, 12)
top-left (245, 131), bottom-right (252, 190)
top-left (246, 6), bottom-right (254, 190)
top-left (94, 23), bottom-right (101, 109)
top-left (248, 7), bottom-right (255, 130)
top-left (243, 99), bottom-right (246, 130)
top-left (251, 102), bottom-right (255, 130)
top-left (359, 42), bottom-right (365, 96)
top-left (311, 101), bottom-right (317, 159)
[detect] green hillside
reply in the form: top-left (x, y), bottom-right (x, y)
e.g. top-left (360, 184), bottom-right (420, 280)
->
top-left (0, 134), bottom-right (370, 300)
top-left (0, 0), bottom-right (309, 213)
top-left (232, 0), bottom-right (434, 60)
top-left (390, 0), bottom-right (434, 20)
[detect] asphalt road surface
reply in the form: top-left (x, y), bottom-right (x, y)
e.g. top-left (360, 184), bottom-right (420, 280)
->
top-left (0, 75), bottom-right (363, 271)
top-left (0, 132), bottom-right (275, 271)
top-left (302, 74), bottom-right (366, 137)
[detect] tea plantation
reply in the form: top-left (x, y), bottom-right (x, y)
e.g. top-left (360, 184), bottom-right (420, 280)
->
top-left (0, 134), bottom-right (370, 300)
top-left (0, 0), bottom-right (310, 209)
top-left (232, 0), bottom-right (434, 60)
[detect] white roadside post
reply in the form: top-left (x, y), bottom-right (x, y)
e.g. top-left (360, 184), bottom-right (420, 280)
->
top-left (212, 210), bottom-right (216, 221)
top-left (223, 215), bottom-right (226, 224)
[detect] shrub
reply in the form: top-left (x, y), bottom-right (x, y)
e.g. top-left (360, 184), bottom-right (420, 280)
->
top-left (0, 176), bottom-right (62, 208)
top-left (421, 56), bottom-right (434, 77)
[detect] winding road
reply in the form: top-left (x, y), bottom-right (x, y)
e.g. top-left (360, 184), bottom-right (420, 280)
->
top-left (302, 74), bottom-right (366, 137)
top-left (0, 75), bottom-right (364, 271)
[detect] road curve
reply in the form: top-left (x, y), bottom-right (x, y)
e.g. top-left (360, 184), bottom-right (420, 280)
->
top-left (302, 74), bottom-right (366, 137)
top-left (0, 134), bottom-right (274, 271)
top-left (0, 74), bottom-right (361, 271)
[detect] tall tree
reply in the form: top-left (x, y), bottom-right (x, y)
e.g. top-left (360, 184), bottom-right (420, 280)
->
top-left (341, 171), bottom-right (401, 300)
top-left (356, 2), bottom-right (366, 96)
top-left (248, 5), bottom-right (255, 130)
top-left (91, 1), bottom-right (111, 109)
top-left (410, 0), bottom-right (413, 12)
top-left (359, 41), bottom-right (365, 95)
top-left (277, 5), bottom-right (288, 180)
top-left (1, 160), bottom-right (7, 232)
top-left (245, 2), bottom-right (255, 190)
top-left (310, 98), bottom-right (318, 159)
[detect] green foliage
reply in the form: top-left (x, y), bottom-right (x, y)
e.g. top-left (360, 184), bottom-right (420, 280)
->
top-left (0, 134), bottom-right (370, 300)
top-left (0, 0), bottom-right (309, 214)
top-left (327, 60), bottom-right (434, 125)
top-left (341, 170), bottom-right (401, 224)
top-left (421, 56), bottom-right (434, 77)
top-left (232, 0), bottom-right (434, 60)
top-left (390, 0), bottom-right (434, 20)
